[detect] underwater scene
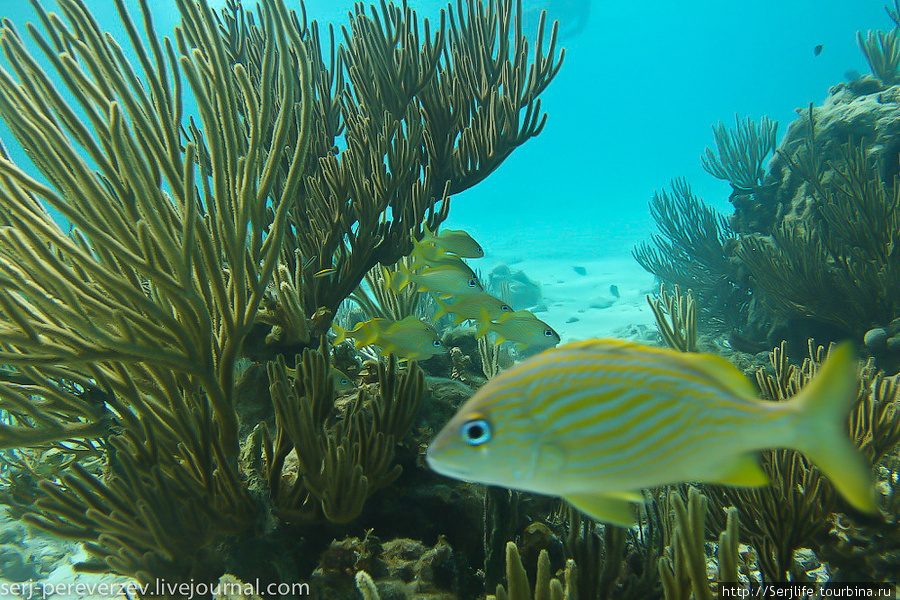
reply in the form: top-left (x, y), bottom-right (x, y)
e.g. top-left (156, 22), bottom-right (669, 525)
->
top-left (0, 0), bottom-right (899, 598)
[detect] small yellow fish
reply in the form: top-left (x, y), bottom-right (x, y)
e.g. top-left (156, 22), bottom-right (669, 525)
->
top-left (426, 339), bottom-right (875, 526)
top-left (283, 365), bottom-right (356, 393)
top-left (420, 226), bottom-right (484, 259)
top-left (475, 309), bottom-right (559, 348)
top-left (385, 260), bottom-right (483, 298)
top-left (408, 242), bottom-right (449, 269)
top-left (434, 294), bottom-right (513, 325)
top-left (409, 244), bottom-right (480, 272)
top-left (332, 316), bottom-right (445, 360)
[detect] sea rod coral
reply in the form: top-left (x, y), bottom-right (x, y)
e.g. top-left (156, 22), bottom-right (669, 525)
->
top-left (0, 0), bottom-right (561, 593)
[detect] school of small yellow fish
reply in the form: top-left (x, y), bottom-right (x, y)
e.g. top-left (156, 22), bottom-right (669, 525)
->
top-left (426, 338), bottom-right (876, 526)
top-left (332, 227), bottom-right (559, 359)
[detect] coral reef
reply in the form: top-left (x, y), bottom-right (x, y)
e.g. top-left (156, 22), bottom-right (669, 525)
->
top-left (0, 0), bottom-right (561, 594)
top-left (487, 542), bottom-right (575, 600)
top-left (701, 115), bottom-right (778, 195)
top-left (636, 4), bottom-right (900, 353)
top-left (632, 179), bottom-right (748, 335)
top-left (649, 286), bottom-right (900, 585)
top-left (227, 0), bottom-right (564, 336)
top-left (738, 111), bottom-right (900, 337)
top-left (263, 350), bottom-right (423, 524)
top-left (658, 487), bottom-right (740, 600)
top-left (646, 285), bottom-right (697, 353)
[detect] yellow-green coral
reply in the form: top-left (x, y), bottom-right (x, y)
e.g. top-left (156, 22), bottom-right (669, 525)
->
top-left (489, 541), bottom-right (576, 600)
top-left (265, 350), bottom-right (423, 523)
top-left (0, 0), bottom-right (563, 591)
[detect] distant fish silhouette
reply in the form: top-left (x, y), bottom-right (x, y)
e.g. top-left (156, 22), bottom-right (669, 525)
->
top-left (814, 44), bottom-right (824, 56)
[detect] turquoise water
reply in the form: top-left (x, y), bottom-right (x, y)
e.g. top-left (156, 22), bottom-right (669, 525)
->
top-left (0, 1), bottom-right (898, 594)
top-left (0, 0), bottom-right (888, 255)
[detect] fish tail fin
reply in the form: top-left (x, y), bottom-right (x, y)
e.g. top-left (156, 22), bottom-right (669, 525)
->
top-left (433, 296), bottom-right (449, 318)
top-left (385, 265), bottom-right (409, 292)
top-left (474, 309), bottom-right (493, 338)
top-left (332, 324), bottom-right (349, 345)
top-left (421, 221), bottom-right (437, 241)
top-left (792, 341), bottom-right (876, 513)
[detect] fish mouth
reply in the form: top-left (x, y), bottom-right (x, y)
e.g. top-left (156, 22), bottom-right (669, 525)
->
top-left (425, 454), bottom-right (471, 478)
top-left (425, 444), bottom-right (472, 478)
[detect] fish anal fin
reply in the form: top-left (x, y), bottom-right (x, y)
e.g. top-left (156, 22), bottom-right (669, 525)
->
top-left (706, 453), bottom-right (769, 487)
top-left (564, 492), bottom-right (638, 527)
top-left (606, 490), bottom-right (645, 503)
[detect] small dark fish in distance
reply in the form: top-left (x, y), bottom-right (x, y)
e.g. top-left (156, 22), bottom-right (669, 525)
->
top-left (814, 44), bottom-right (824, 56)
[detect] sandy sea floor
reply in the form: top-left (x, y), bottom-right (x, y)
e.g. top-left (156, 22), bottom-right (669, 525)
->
top-left (467, 223), bottom-right (659, 343)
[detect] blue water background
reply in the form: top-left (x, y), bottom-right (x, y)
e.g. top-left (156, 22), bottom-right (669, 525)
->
top-left (0, 0), bottom-right (889, 258)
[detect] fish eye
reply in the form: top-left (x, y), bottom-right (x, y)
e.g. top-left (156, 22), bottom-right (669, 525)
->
top-left (544, 329), bottom-right (555, 337)
top-left (468, 278), bottom-right (478, 288)
top-left (432, 340), bottom-right (442, 347)
top-left (500, 304), bottom-right (512, 312)
top-left (340, 378), bottom-right (350, 385)
top-left (460, 418), bottom-right (492, 446)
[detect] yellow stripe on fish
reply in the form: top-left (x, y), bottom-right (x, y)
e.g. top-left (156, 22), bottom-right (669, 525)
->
top-left (475, 309), bottom-right (560, 348)
top-left (426, 339), bottom-right (875, 527)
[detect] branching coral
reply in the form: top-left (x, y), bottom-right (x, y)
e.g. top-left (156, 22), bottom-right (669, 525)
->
top-left (647, 285), bottom-right (698, 353)
top-left (0, 0), bottom-right (311, 583)
top-left (0, 0), bottom-right (560, 590)
top-left (858, 28), bottom-right (900, 85)
top-left (265, 350), bottom-right (423, 524)
top-left (701, 114), bottom-right (778, 193)
top-left (739, 112), bottom-right (900, 334)
top-left (561, 505), bottom-right (641, 600)
top-left (658, 487), bottom-right (740, 600)
top-left (633, 179), bottom-right (746, 332)
top-left (633, 180), bottom-right (734, 289)
top-left (221, 0), bottom-right (564, 335)
top-left (0, 0), bottom-right (311, 454)
top-left (488, 541), bottom-right (576, 600)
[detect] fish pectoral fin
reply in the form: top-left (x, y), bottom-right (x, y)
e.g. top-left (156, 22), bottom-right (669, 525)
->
top-left (706, 453), bottom-right (770, 487)
top-left (564, 492), bottom-right (639, 527)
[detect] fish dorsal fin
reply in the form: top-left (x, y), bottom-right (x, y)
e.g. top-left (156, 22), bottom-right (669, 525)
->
top-left (669, 352), bottom-right (758, 399)
top-left (561, 339), bottom-right (758, 398)
top-left (564, 492), bottom-right (639, 527)
top-left (705, 452), bottom-right (770, 487)
top-left (391, 315), bottom-right (422, 327)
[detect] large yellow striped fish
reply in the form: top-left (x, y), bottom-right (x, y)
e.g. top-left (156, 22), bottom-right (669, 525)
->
top-left (426, 339), bottom-right (876, 526)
